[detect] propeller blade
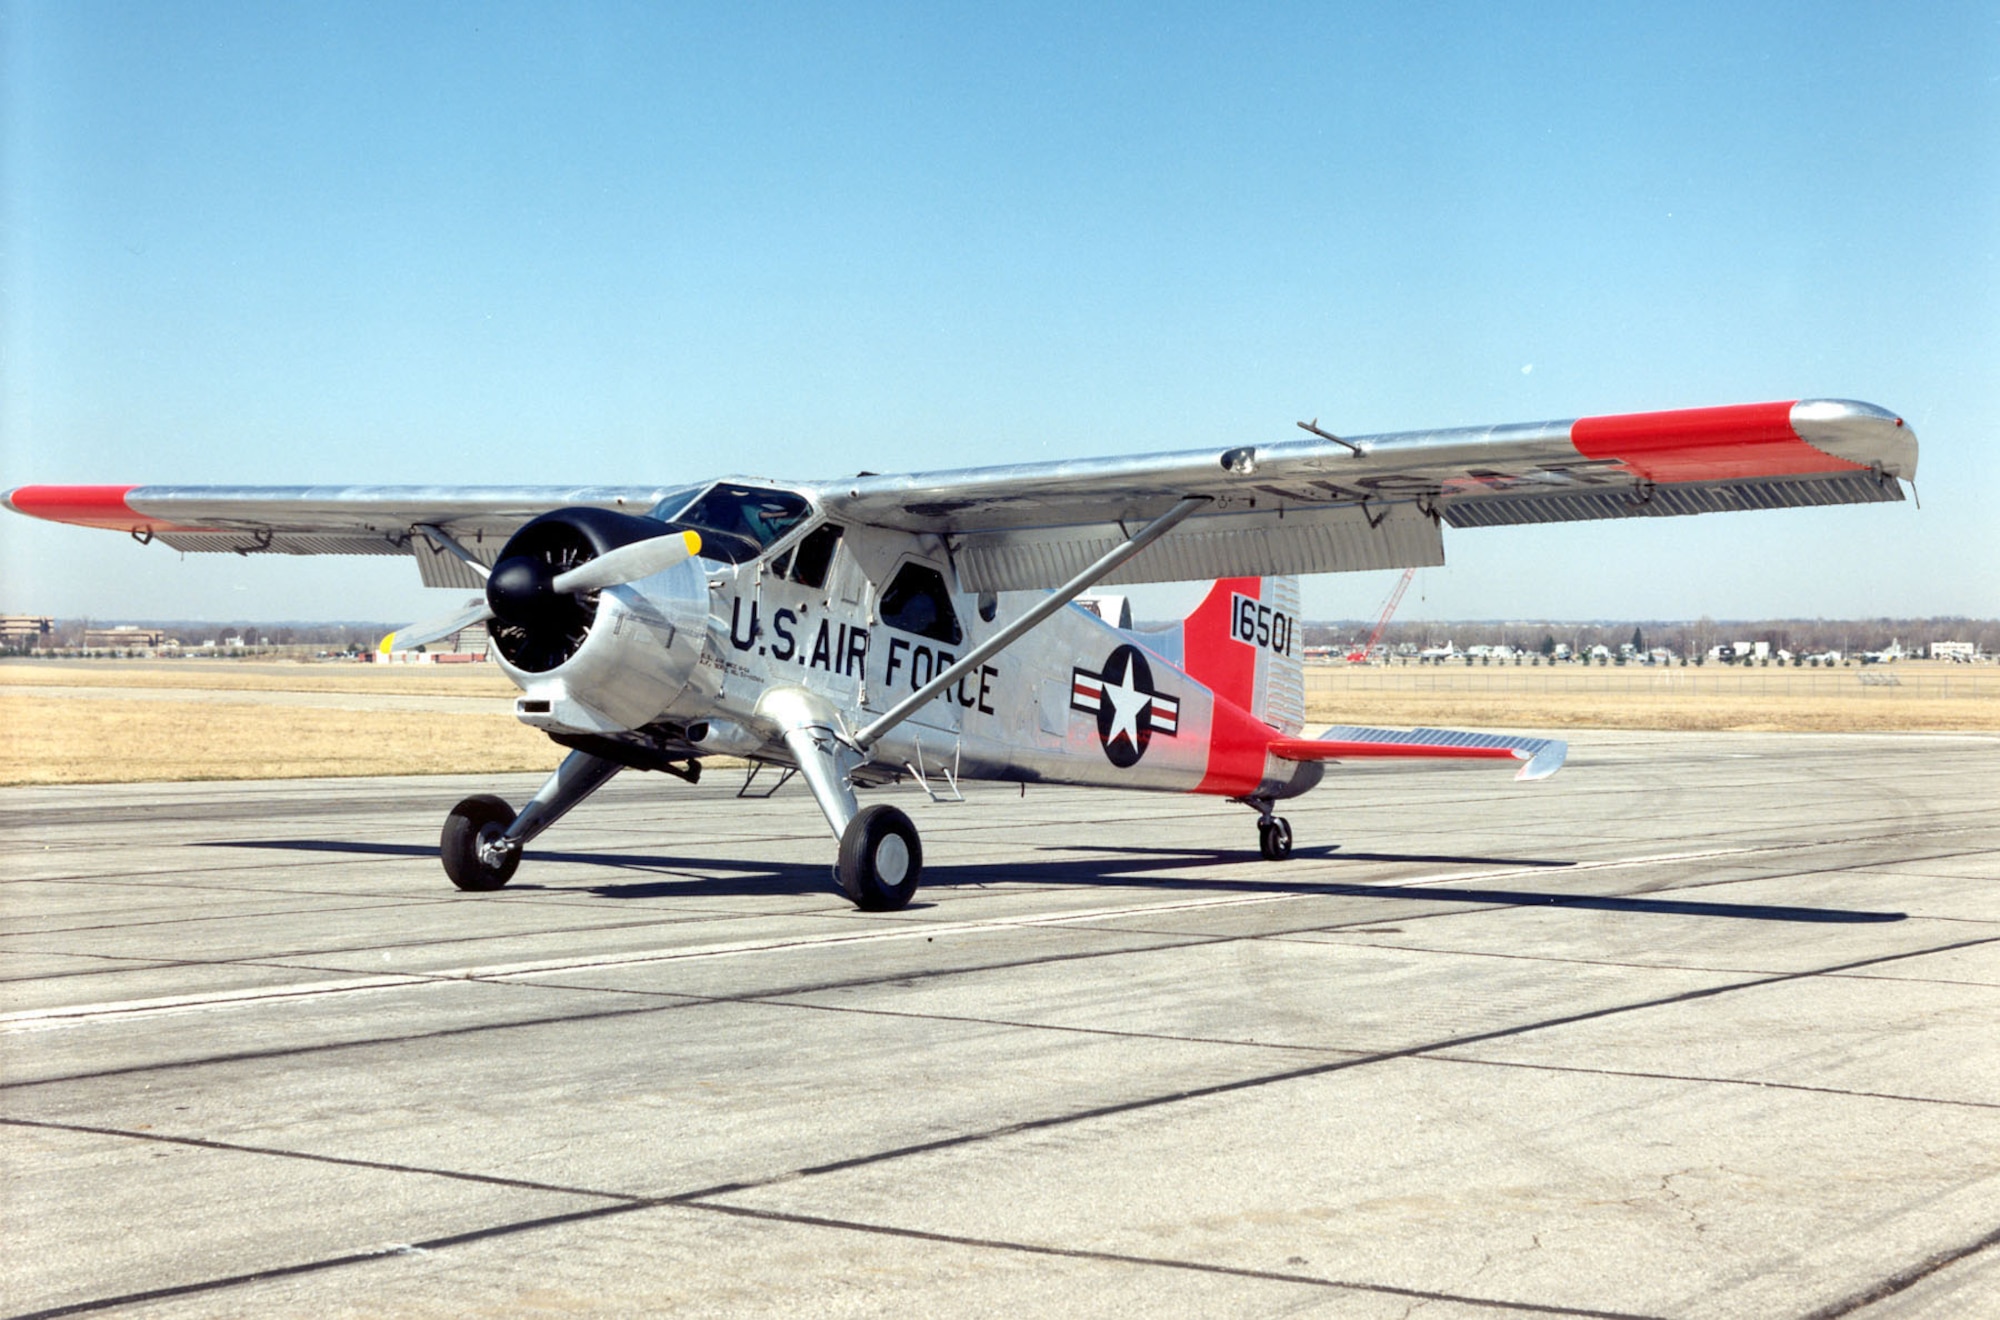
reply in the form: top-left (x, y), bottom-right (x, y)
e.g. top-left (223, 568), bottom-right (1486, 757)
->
top-left (551, 529), bottom-right (702, 595)
top-left (378, 598), bottom-right (494, 655)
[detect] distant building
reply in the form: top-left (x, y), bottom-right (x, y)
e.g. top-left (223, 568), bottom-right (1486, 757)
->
top-left (0, 615), bottom-right (54, 649)
top-left (84, 626), bottom-right (171, 651)
top-left (447, 621), bottom-right (490, 656)
top-left (1931, 641), bottom-right (1977, 662)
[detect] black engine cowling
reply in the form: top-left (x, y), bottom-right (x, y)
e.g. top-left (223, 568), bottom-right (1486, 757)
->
top-left (487, 508), bottom-right (688, 673)
top-left (485, 507), bottom-right (711, 735)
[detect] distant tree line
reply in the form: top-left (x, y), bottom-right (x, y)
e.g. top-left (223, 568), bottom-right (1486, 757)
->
top-left (12, 614), bottom-right (1999, 660)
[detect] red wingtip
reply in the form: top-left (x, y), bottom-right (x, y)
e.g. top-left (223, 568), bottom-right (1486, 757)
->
top-left (1570, 401), bottom-right (1870, 483)
top-left (4, 485), bottom-right (151, 530)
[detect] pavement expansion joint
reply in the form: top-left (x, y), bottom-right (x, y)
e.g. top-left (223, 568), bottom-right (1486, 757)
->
top-left (673, 1201), bottom-right (1673, 1320)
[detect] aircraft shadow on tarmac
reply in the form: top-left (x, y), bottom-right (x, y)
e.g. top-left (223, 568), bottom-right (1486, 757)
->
top-left (211, 839), bottom-right (1906, 925)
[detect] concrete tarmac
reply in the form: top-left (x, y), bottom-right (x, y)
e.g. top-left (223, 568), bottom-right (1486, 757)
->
top-left (2, 730), bottom-right (1996, 1318)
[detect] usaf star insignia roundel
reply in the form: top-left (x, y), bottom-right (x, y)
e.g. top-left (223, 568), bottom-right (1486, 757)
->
top-left (1070, 644), bottom-right (1180, 767)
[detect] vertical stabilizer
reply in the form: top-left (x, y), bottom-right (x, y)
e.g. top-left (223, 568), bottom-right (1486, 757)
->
top-left (1152, 576), bottom-right (1306, 735)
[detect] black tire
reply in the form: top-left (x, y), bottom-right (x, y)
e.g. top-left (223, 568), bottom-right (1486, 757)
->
top-left (837, 804), bottom-right (922, 911)
top-left (1258, 816), bottom-right (1294, 861)
top-left (442, 794), bottom-right (520, 891)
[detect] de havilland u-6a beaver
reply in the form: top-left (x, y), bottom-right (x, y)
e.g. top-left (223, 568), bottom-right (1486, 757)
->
top-left (6, 399), bottom-right (1917, 909)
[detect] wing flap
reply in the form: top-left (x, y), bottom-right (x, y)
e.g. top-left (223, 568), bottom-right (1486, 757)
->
top-left (1441, 468), bottom-right (1900, 529)
top-left (1271, 725), bottom-right (1568, 781)
top-left (954, 500), bottom-right (1443, 593)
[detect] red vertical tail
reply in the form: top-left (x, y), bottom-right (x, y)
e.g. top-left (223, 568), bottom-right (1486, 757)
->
top-left (1175, 576), bottom-right (1305, 734)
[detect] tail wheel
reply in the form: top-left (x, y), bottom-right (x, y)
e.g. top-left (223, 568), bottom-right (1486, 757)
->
top-left (838, 804), bottom-right (922, 911)
top-left (442, 794), bottom-right (520, 891)
top-left (1258, 816), bottom-right (1294, 861)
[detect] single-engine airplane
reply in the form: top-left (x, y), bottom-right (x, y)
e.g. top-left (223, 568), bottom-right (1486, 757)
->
top-left (5, 398), bottom-right (1916, 909)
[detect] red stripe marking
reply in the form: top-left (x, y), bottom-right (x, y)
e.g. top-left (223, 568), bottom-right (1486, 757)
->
top-left (2, 485), bottom-right (201, 533)
top-left (1570, 401), bottom-right (1865, 483)
top-left (1268, 738), bottom-right (1518, 763)
top-left (1195, 696), bottom-right (1284, 796)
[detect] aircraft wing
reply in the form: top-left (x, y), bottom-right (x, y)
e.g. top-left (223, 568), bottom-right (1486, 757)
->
top-left (814, 399), bottom-right (1916, 591)
top-left (5, 399), bottom-right (1915, 593)
top-left (0, 484), bottom-right (685, 588)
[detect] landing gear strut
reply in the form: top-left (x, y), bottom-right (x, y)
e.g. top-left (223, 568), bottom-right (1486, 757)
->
top-left (765, 688), bottom-right (924, 911)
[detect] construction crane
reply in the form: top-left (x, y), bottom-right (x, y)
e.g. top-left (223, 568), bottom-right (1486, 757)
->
top-left (1346, 567), bottom-right (1416, 663)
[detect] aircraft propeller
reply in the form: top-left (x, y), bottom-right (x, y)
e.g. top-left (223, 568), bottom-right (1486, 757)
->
top-left (380, 528), bottom-right (701, 656)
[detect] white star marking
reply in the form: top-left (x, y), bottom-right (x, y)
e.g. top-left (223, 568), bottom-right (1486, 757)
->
top-left (1099, 665), bottom-right (1153, 748)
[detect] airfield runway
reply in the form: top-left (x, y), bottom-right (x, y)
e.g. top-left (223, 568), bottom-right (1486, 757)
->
top-left (3, 730), bottom-right (1997, 1318)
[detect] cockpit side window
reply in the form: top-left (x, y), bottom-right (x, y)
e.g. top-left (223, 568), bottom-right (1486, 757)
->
top-left (879, 563), bottom-right (962, 645)
top-left (786, 523), bottom-right (843, 589)
top-left (677, 485), bottom-right (812, 552)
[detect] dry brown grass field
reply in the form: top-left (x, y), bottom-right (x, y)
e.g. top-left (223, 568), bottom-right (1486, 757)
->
top-left (1, 656), bottom-right (1994, 786)
top-left (0, 660), bottom-right (551, 785)
top-left (0, 658), bottom-right (519, 697)
top-left (1302, 659), bottom-right (2000, 734)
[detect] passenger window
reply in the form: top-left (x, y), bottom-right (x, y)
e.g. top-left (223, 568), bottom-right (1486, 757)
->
top-left (787, 523), bottom-right (843, 589)
top-left (879, 563), bottom-right (962, 645)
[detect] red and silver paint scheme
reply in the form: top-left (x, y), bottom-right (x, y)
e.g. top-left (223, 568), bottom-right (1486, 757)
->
top-left (5, 398), bottom-right (1916, 907)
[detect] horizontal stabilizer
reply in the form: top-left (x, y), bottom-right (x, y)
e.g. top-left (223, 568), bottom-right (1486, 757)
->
top-left (1270, 725), bottom-right (1567, 781)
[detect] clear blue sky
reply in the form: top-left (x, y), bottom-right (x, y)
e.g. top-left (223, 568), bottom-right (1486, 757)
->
top-left (3, 1), bottom-right (1994, 624)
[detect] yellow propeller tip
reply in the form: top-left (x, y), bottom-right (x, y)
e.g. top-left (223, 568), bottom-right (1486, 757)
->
top-left (377, 635), bottom-right (395, 655)
top-left (683, 530), bottom-right (702, 555)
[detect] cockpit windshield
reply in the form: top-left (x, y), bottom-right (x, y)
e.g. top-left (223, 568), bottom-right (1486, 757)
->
top-left (654, 483), bottom-right (812, 565)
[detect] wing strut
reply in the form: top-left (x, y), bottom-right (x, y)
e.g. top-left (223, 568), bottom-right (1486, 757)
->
top-left (415, 524), bottom-right (492, 580)
top-left (851, 495), bottom-right (1210, 751)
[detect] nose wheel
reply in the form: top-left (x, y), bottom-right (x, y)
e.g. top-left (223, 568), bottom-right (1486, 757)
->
top-left (1257, 815), bottom-right (1294, 861)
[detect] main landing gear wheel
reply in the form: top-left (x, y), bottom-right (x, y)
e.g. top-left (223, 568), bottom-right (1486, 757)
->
top-left (838, 804), bottom-right (922, 911)
top-left (442, 794), bottom-right (520, 892)
top-left (1258, 816), bottom-right (1294, 861)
